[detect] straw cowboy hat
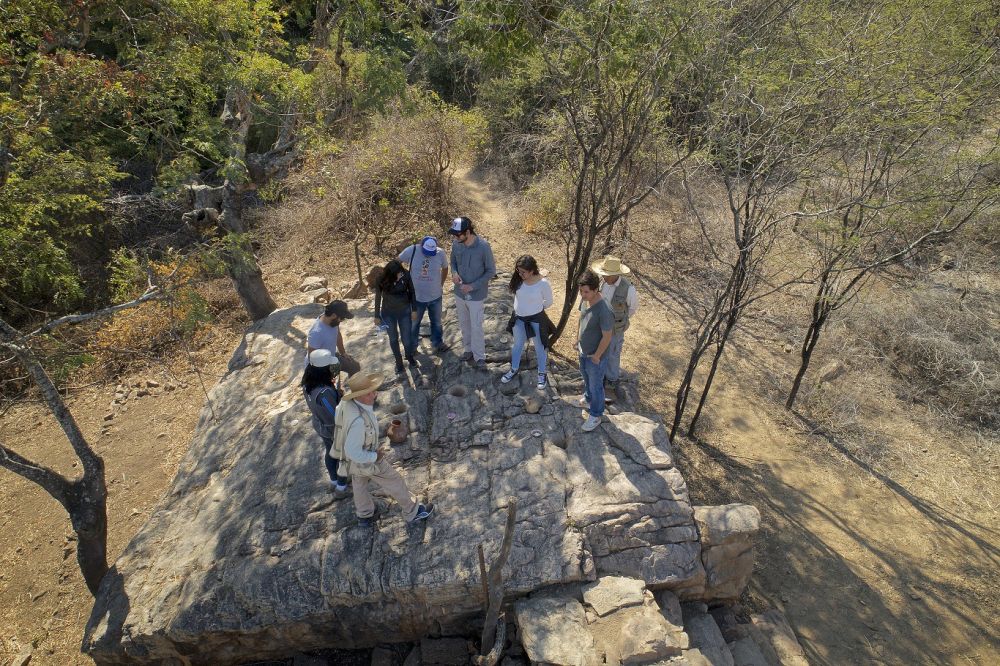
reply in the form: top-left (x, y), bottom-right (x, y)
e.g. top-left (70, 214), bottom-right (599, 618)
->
top-left (341, 372), bottom-right (384, 401)
top-left (592, 255), bottom-right (631, 276)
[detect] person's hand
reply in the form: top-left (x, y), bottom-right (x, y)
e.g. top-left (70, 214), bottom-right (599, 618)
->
top-left (589, 353), bottom-right (602, 364)
top-left (460, 284), bottom-right (473, 294)
top-left (410, 311), bottom-right (418, 321)
top-left (451, 274), bottom-right (462, 285)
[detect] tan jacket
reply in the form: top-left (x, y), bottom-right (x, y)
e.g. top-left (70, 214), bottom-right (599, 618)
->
top-left (333, 399), bottom-right (380, 477)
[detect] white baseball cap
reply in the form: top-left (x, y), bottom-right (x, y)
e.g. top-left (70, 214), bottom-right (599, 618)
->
top-left (308, 349), bottom-right (339, 368)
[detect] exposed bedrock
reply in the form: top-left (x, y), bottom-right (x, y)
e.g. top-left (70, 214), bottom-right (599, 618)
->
top-left (84, 282), bottom-right (756, 665)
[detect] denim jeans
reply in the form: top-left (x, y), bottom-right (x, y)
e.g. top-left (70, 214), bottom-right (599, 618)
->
top-left (381, 309), bottom-right (414, 365)
top-left (322, 438), bottom-right (350, 485)
top-left (606, 331), bottom-right (625, 382)
top-left (412, 297), bottom-right (444, 349)
top-left (579, 353), bottom-right (609, 417)
top-left (511, 320), bottom-right (547, 374)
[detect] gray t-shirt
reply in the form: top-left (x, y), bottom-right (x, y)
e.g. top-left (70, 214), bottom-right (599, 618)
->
top-left (305, 317), bottom-right (339, 366)
top-left (399, 245), bottom-right (447, 303)
top-left (578, 298), bottom-right (615, 356)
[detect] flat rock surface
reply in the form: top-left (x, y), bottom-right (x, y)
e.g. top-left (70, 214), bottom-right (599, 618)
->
top-left (583, 576), bottom-right (647, 617)
top-left (83, 282), bottom-right (704, 665)
top-left (514, 595), bottom-right (599, 666)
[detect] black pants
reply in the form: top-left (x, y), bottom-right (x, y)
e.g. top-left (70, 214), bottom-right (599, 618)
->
top-left (322, 438), bottom-right (351, 485)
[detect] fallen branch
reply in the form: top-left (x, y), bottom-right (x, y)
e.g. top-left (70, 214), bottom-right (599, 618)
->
top-left (478, 498), bottom-right (518, 658)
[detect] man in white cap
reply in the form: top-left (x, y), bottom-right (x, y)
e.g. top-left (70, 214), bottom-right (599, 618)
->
top-left (398, 235), bottom-right (450, 353)
top-left (592, 256), bottom-right (639, 391)
top-left (449, 216), bottom-right (495, 368)
top-left (333, 372), bottom-right (433, 527)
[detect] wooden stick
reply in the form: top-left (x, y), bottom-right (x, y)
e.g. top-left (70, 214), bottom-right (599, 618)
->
top-left (480, 498), bottom-right (518, 655)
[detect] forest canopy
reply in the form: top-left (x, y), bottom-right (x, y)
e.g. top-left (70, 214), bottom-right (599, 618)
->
top-left (0, 0), bottom-right (996, 322)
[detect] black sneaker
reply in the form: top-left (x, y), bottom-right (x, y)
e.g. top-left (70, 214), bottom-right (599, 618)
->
top-left (357, 515), bottom-right (376, 528)
top-left (395, 363), bottom-right (405, 374)
top-left (409, 503), bottom-right (434, 522)
top-left (460, 351), bottom-right (473, 363)
top-left (406, 355), bottom-right (418, 367)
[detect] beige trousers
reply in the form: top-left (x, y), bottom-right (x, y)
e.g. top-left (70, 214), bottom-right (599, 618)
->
top-left (455, 297), bottom-right (486, 361)
top-left (352, 459), bottom-right (417, 520)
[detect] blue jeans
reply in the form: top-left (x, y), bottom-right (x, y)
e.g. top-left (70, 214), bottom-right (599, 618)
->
top-left (322, 438), bottom-right (350, 485)
top-left (511, 320), bottom-right (547, 374)
top-left (412, 297), bottom-right (443, 349)
top-left (579, 353), bottom-right (609, 417)
top-left (606, 332), bottom-right (625, 382)
top-left (381, 310), bottom-right (414, 365)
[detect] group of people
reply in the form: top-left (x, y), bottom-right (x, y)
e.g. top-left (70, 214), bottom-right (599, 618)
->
top-left (300, 214), bottom-right (640, 527)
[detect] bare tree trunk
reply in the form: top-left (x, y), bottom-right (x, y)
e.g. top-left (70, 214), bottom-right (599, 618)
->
top-left (786, 311), bottom-right (826, 410)
top-left (0, 318), bottom-right (108, 595)
top-left (687, 313), bottom-right (736, 436)
top-left (479, 499), bottom-right (517, 655)
top-left (218, 87), bottom-right (277, 321)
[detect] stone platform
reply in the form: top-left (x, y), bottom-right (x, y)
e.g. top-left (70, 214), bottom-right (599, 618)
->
top-left (83, 281), bottom-right (732, 665)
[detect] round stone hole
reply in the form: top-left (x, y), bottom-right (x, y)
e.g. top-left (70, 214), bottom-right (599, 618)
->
top-left (547, 434), bottom-right (568, 450)
top-left (448, 385), bottom-right (467, 398)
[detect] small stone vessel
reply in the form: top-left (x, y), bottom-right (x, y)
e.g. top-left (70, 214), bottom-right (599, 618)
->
top-left (387, 418), bottom-right (408, 443)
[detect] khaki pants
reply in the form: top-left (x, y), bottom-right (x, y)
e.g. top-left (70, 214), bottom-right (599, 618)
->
top-left (352, 459), bottom-right (417, 520)
top-left (455, 297), bottom-right (486, 361)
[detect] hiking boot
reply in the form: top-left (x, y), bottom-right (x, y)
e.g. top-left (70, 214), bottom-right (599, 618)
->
top-left (474, 358), bottom-right (487, 369)
top-left (501, 368), bottom-right (519, 384)
top-left (435, 343), bottom-right (451, 353)
top-left (582, 415), bottom-right (601, 432)
top-left (460, 351), bottom-right (474, 363)
top-left (395, 363), bottom-right (405, 375)
top-left (409, 503), bottom-right (434, 523)
top-left (406, 355), bottom-right (418, 367)
top-left (536, 373), bottom-right (547, 390)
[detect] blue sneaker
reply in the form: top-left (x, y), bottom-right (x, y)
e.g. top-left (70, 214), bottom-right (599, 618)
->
top-left (409, 503), bottom-right (434, 523)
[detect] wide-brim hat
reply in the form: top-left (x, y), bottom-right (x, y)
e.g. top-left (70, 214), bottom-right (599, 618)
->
top-left (341, 371), bottom-right (384, 401)
top-left (592, 255), bottom-right (631, 276)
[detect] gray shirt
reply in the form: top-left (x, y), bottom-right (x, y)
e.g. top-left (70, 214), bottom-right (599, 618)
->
top-left (305, 317), bottom-right (339, 366)
top-left (578, 298), bottom-right (614, 356)
top-left (450, 236), bottom-right (496, 302)
top-left (399, 245), bottom-right (448, 303)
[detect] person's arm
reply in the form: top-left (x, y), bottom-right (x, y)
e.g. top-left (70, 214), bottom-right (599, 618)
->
top-left (592, 329), bottom-right (613, 361)
top-left (440, 253), bottom-right (449, 288)
top-left (317, 389), bottom-right (338, 428)
top-left (450, 246), bottom-right (460, 284)
top-left (627, 284), bottom-right (639, 316)
top-left (344, 416), bottom-right (377, 464)
top-left (467, 243), bottom-right (496, 292)
top-left (541, 280), bottom-right (553, 310)
top-left (373, 288), bottom-right (383, 323)
top-left (336, 329), bottom-right (346, 357)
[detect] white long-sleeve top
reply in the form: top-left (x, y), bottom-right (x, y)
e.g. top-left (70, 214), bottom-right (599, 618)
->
top-left (514, 278), bottom-right (553, 316)
top-left (600, 278), bottom-right (639, 316)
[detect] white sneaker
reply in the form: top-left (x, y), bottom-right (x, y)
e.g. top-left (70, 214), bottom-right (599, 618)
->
top-left (582, 415), bottom-right (601, 432)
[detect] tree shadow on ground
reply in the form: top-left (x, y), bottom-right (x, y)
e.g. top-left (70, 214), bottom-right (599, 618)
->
top-left (672, 430), bottom-right (999, 665)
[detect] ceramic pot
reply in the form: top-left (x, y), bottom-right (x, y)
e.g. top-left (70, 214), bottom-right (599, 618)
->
top-left (387, 418), bottom-right (408, 444)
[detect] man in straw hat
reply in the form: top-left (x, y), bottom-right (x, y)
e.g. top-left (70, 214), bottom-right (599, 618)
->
top-left (591, 256), bottom-right (639, 392)
top-left (333, 372), bottom-right (433, 527)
